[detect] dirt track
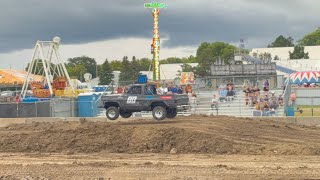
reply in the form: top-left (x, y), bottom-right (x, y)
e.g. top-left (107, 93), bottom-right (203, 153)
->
top-left (1, 115), bottom-right (320, 179)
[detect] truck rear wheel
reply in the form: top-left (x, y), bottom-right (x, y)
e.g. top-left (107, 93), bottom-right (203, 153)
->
top-left (166, 108), bottom-right (177, 119)
top-left (120, 112), bottom-right (132, 118)
top-left (106, 106), bottom-right (119, 120)
top-left (152, 106), bottom-right (167, 120)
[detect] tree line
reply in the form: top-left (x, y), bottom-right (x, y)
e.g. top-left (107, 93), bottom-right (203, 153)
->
top-left (267, 28), bottom-right (320, 59)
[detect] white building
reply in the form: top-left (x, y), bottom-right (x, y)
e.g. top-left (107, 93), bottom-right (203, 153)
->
top-left (140, 63), bottom-right (198, 81)
top-left (250, 46), bottom-right (320, 60)
top-left (250, 46), bottom-right (320, 72)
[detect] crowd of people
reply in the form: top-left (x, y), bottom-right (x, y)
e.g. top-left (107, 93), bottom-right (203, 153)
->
top-left (243, 80), bottom-right (284, 116)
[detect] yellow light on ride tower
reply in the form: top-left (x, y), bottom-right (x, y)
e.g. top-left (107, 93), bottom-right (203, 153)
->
top-left (144, 3), bottom-right (167, 86)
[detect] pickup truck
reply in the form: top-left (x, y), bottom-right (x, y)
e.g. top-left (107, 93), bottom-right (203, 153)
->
top-left (101, 84), bottom-right (189, 120)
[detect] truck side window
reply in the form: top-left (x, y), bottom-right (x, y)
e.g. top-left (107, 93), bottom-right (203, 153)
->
top-left (127, 86), bottom-right (142, 95)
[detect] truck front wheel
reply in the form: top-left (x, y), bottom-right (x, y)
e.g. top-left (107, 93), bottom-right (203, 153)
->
top-left (166, 108), bottom-right (177, 119)
top-left (106, 106), bottom-right (120, 120)
top-left (152, 106), bottom-right (167, 120)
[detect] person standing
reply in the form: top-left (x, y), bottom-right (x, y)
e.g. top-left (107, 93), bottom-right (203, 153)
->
top-left (15, 93), bottom-right (21, 103)
top-left (290, 92), bottom-right (296, 107)
top-left (189, 93), bottom-right (198, 114)
top-left (263, 80), bottom-right (269, 96)
top-left (185, 84), bottom-right (193, 94)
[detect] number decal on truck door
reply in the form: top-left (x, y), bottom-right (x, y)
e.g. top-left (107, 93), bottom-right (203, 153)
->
top-left (127, 96), bottom-right (137, 104)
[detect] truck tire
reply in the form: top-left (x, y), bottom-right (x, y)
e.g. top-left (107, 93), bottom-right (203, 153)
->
top-left (120, 112), bottom-right (132, 118)
top-left (152, 106), bottom-right (167, 120)
top-left (166, 108), bottom-right (177, 119)
top-left (106, 106), bottom-right (120, 120)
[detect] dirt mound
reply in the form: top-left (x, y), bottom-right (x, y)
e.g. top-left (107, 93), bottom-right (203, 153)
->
top-left (1, 116), bottom-right (320, 155)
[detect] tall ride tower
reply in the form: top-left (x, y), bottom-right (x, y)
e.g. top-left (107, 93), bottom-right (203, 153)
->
top-left (144, 2), bottom-right (167, 86)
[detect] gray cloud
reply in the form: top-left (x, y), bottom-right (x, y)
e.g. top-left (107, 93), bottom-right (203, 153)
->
top-left (0, 0), bottom-right (319, 53)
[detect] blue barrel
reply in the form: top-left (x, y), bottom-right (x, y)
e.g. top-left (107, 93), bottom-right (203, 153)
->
top-left (286, 107), bottom-right (295, 116)
top-left (78, 93), bottom-right (99, 117)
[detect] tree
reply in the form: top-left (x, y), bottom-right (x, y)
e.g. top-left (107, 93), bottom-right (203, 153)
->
top-left (196, 42), bottom-right (236, 77)
top-left (289, 45), bottom-right (309, 59)
top-left (274, 55), bottom-right (280, 60)
top-left (119, 56), bottom-right (135, 83)
top-left (138, 58), bottom-right (152, 71)
top-left (66, 56), bottom-right (97, 78)
top-left (299, 28), bottom-right (320, 46)
top-left (109, 60), bottom-right (123, 71)
top-left (268, 35), bottom-right (294, 47)
top-left (99, 59), bottom-right (114, 85)
top-left (67, 64), bottom-right (87, 81)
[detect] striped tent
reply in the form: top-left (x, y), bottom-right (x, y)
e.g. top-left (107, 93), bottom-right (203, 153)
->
top-left (0, 69), bottom-right (43, 86)
top-left (289, 71), bottom-right (320, 84)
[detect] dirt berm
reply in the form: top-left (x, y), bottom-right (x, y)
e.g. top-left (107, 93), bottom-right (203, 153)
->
top-left (1, 115), bottom-right (320, 155)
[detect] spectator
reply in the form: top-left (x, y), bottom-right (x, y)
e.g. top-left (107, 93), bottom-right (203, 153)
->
top-left (243, 80), bottom-right (251, 88)
top-left (219, 81), bottom-right (227, 92)
top-left (171, 85), bottom-right (179, 94)
top-left (255, 101), bottom-right (261, 111)
top-left (124, 86), bottom-right (129, 93)
top-left (189, 93), bottom-right (198, 114)
top-left (15, 93), bottom-right (21, 103)
top-left (270, 91), bottom-right (277, 102)
top-left (269, 101), bottom-right (279, 116)
top-left (226, 80), bottom-right (234, 100)
top-left (185, 84), bottom-right (193, 94)
top-left (177, 86), bottom-right (183, 94)
top-left (211, 94), bottom-right (219, 110)
top-left (262, 101), bottom-right (270, 116)
top-left (263, 80), bottom-right (269, 95)
top-left (252, 86), bottom-right (260, 97)
top-left (117, 86), bottom-right (123, 94)
top-left (278, 95), bottom-right (283, 106)
top-left (290, 92), bottom-right (296, 107)
top-left (244, 85), bottom-right (251, 105)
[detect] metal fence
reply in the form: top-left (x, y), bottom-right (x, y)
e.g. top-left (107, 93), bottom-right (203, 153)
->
top-left (294, 97), bottom-right (320, 117)
top-left (0, 98), bottom-right (77, 118)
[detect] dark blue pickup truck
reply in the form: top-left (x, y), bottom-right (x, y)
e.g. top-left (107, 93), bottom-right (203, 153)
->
top-left (101, 84), bottom-right (189, 120)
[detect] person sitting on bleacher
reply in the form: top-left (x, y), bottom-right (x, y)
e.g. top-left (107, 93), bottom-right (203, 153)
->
top-left (219, 89), bottom-right (227, 102)
top-left (244, 85), bottom-right (251, 106)
top-left (262, 101), bottom-right (270, 116)
top-left (269, 101), bottom-right (279, 116)
top-left (226, 80), bottom-right (234, 101)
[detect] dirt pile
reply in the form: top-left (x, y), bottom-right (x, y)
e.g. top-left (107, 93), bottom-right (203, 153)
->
top-left (1, 116), bottom-right (320, 155)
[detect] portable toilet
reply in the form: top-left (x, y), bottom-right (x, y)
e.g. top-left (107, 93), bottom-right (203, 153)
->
top-left (286, 107), bottom-right (295, 117)
top-left (78, 92), bottom-right (100, 117)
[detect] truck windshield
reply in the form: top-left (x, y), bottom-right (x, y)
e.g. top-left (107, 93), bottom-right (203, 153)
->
top-left (127, 86), bottom-right (142, 95)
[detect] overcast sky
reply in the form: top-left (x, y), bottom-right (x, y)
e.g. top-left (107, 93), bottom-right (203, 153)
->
top-left (0, 0), bottom-right (319, 69)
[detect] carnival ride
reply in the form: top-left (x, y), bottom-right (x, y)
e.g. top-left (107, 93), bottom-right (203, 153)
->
top-left (21, 37), bottom-right (76, 99)
top-left (144, 2), bottom-right (167, 87)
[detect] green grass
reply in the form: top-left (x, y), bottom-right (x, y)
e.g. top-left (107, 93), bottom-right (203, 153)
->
top-left (295, 106), bottom-right (320, 117)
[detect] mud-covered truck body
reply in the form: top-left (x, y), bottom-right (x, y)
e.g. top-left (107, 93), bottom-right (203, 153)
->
top-left (101, 84), bottom-right (189, 120)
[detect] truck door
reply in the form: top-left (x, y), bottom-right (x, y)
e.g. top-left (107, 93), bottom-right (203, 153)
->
top-left (125, 86), bottom-right (143, 111)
